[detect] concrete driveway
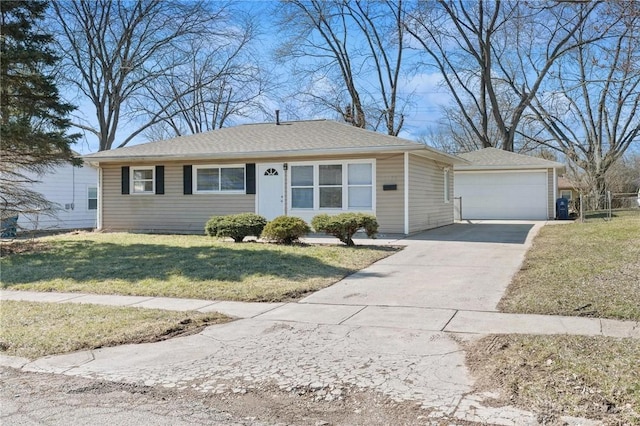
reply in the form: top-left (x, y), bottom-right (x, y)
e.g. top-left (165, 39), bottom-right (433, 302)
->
top-left (301, 221), bottom-right (542, 311)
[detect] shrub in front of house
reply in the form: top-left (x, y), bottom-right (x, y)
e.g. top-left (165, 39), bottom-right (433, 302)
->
top-left (311, 213), bottom-right (378, 246)
top-left (205, 213), bottom-right (267, 242)
top-left (204, 215), bottom-right (225, 237)
top-left (261, 216), bottom-right (311, 245)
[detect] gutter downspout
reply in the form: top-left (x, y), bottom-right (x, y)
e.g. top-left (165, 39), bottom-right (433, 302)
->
top-left (72, 165), bottom-right (76, 210)
top-left (97, 166), bottom-right (103, 230)
top-left (404, 152), bottom-right (409, 235)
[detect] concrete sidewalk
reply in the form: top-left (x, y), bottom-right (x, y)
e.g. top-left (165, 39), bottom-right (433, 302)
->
top-left (2, 289), bottom-right (638, 339)
top-left (1, 289), bottom-right (631, 426)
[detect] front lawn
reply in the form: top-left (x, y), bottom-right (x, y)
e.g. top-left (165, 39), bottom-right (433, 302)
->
top-left (470, 214), bottom-right (640, 424)
top-left (498, 214), bottom-right (640, 321)
top-left (467, 334), bottom-right (640, 425)
top-left (1, 232), bottom-right (396, 302)
top-left (0, 300), bottom-right (228, 359)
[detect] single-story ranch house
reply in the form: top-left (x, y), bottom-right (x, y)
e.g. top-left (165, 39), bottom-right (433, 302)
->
top-left (454, 147), bottom-right (565, 220)
top-left (84, 120), bottom-right (467, 235)
top-left (557, 176), bottom-right (582, 203)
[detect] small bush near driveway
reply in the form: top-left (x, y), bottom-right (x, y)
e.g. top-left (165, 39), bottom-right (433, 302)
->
top-left (1, 232), bottom-right (397, 302)
top-left (261, 216), bottom-right (311, 244)
top-left (205, 213), bottom-right (267, 242)
top-left (312, 213), bottom-right (378, 246)
top-left (204, 215), bottom-right (226, 237)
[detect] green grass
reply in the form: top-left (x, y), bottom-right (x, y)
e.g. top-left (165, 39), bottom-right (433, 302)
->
top-left (1, 232), bottom-right (397, 302)
top-left (0, 300), bottom-right (229, 359)
top-left (582, 207), bottom-right (640, 223)
top-left (498, 214), bottom-right (640, 320)
top-left (477, 214), bottom-right (640, 424)
top-left (467, 334), bottom-right (640, 425)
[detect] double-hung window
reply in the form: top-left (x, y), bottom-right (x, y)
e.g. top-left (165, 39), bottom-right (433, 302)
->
top-left (319, 165), bottom-right (342, 208)
top-left (131, 167), bottom-right (154, 194)
top-left (88, 187), bottom-right (98, 210)
top-left (290, 161), bottom-right (374, 211)
top-left (291, 165), bottom-right (314, 208)
top-left (347, 163), bottom-right (373, 208)
top-left (194, 165), bottom-right (245, 193)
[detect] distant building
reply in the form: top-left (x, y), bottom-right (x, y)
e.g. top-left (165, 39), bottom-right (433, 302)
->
top-left (17, 161), bottom-right (98, 232)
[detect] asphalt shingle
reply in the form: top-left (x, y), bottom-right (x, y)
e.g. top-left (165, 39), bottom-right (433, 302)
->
top-left (457, 147), bottom-right (563, 168)
top-left (84, 120), bottom-right (448, 161)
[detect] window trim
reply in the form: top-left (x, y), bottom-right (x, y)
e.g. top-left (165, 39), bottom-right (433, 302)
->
top-left (290, 164), bottom-right (314, 209)
top-left (193, 164), bottom-right (246, 194)
top-left (560, 190), bottom-right (572, 200)
top-left (88, 186), bottom-right (98, 210)
top-left (288, 159), bottom-right (375, 212)
top-left (130, 166), bottom-right (155, 195)
top-left (444, 168), bottom-right (451, 203)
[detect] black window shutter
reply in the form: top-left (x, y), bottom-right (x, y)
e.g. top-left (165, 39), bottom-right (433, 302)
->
top-left (121, 166), bottom-right (130, 195)
top-left (246, 163), bottom-right (256, 194)
top-left (155, 166), bottom-right (164, 194)
top-left (183, 165), bottom-right (193, 195)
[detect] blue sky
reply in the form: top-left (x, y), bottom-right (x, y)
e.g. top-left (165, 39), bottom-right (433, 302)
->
top-left (64, 0), bottom-right (450, 155)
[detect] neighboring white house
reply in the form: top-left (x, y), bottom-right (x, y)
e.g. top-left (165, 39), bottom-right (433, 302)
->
top-left (17, 162), bottom-right (98, 231)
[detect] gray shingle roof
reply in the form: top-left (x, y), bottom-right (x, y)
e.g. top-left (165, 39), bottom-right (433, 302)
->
top-left (455, 147), bottom-right (564, 170)
top-left (558, 176), bottom-right (586, 190)
top-left (84, 119), bottom-right (464, 164)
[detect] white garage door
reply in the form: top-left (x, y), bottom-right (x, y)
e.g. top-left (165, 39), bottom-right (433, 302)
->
top-left (455, 171), bottom-right (548, 220)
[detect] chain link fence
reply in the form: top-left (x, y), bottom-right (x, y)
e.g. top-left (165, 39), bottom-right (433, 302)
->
top-left (577, 192), bottom-right (640, 222)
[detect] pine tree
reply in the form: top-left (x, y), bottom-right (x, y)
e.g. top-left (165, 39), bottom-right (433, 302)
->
top-left (0, 0), bottom-right (80, 222)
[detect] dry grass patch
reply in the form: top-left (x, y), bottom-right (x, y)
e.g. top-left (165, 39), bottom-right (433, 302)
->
top-left (467, 334), bottom-right (640, 425)
top-left (0, 300), bottom-right (229, 359)
top-left (499, 214), bottom-right (640, 320)
top-left (0, 239), bottom-right (52, 257)
top-left (1, 232), bottom-right (397, 302)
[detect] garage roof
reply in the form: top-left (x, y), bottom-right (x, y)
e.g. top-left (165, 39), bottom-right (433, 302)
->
top-left (454, 147), bottom-right (564, 171)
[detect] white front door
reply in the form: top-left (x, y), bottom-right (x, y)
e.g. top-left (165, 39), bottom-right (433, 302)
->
top-left (257, 163), bottom-right (284, 220)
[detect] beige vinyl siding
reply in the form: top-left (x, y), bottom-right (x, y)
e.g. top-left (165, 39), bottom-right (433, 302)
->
top-left (101, 153), bottom-right (415, 235)
top-left (408, 154), bottom-right (453, 233)
top-left (102, 162), bottom-right (254, 233)
top-left (375, 154), bottom-right (405, 234)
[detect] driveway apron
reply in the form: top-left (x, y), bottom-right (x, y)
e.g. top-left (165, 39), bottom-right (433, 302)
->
top-left (301, 222), bottom-right (541, 311)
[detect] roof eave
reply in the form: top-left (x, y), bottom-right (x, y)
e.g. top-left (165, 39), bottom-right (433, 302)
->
top-left (411, 145), bottom-right (469, 165)
top-left (84, 144), bottom-right (464, 165)
top-left (454, 164), bottom-right (565, 171)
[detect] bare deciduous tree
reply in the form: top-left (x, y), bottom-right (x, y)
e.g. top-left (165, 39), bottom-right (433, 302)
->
top-left (604, 154), bottom-right (640, 194)
top-left (405, 0), bottom-right (600, 151)
top-left (275, 0), bottom-right (409, 135)
top-left (524, 1), bottom-right (640, 201)
top-left (137, 19), bottom-right (270, 140)
top-left (51, 0), bottom-right (251, 151)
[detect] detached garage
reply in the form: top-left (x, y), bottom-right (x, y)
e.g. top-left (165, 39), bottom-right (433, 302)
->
top-left (454, 148), bottom-right (564, 220)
